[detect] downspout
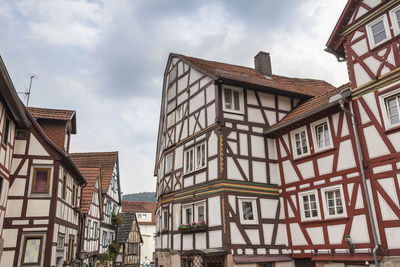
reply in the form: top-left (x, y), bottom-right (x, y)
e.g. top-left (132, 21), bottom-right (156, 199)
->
top-left (338, 88), bottom-right (380, 267)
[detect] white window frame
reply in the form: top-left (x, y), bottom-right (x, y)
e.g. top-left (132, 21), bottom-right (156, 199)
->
top-left (366, 14), bottom-right (391, 49)
top-left (57, 234), bottom-right (65, 250)
top-left (321, 185), bottom-right (347, 219)
top-left (184, 141), bottom-right (207, 174)
top-left (299, 190), bottom-right (321, 221)
top-left (93, 221), bottom-right (98, 239)
top-left (222, 85), bottom-right (244, 114)
top-left (87, 219), bottom-right (91, 239)
top-left (291, 126), bottom-right (310, 158)
top-left (182, 204), bottom-right (193, 225)
top-left (311, 118), bottom-right (333, 153)
top-left (238, 197), bottom-right (258, 225)
top-left (165, 153), bottom-right (173, 174)
top-left (390, 5), bottom-right (400, 36)
top-left (194, 202), bottom-right (206, 223)
top-left (379, 88), bottom-right (400, 129)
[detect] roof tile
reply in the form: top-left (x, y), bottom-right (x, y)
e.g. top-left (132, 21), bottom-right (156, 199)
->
top-left (79, 167), bottom-right (100, 213)
top-left (27, 107), bottom-right (75, 121)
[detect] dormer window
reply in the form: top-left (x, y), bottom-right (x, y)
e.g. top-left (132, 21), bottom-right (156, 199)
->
top-left (366, 15), bottom-right (390, 48)
top-left (222, 86), bottom-right (243, 114)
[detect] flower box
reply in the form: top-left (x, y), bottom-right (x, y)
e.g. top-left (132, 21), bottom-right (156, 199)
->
top-left (178, 221), bottom-right (207, 233)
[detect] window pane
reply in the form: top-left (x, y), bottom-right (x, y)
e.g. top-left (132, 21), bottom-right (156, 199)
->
top-left (34, 170), bottom-right (49, 193)
top-left (312, 210), bottom-right (318, 217)
top-left (23, 238), bottom-right (42, 264)
top-left (372, 20), bottom-right (387, 44)
top-left (305, 211), bottom-right (310, 218)
top-left (233, 91), bottom-right (240, 111)
top-left (242, 201), bottom-right (254, 220)
top-left (372, 20), bottom-right (385, 34)
top-left (197, 205), bottom-right (205, 222)
top-left (224, 89), bottom-right (232, 109)
top-left (396, 10), bottom-right (400, 26)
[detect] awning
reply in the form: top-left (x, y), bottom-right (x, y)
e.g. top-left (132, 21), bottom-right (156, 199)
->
top-left (182, 249), bottom-right (228, 257)
top-left (233, 255), bottom-right (293, 263)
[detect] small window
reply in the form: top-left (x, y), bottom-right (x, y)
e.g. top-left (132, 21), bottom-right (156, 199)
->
top-left (366, 15), bottom-right (390, 48)
top-left (299, 190), bottom-right (320, 221)
top-left (390, 7), bottom-right (400, 36)
top-left (87, 219), bottom-right (91, 239)
top-left (238, 198), bottom-right (258, 224)
top-left (67, 235), bottom-right (75, 261)
top-left (311, 119), bottom-right (332, 152)
top-left (194, 202), bottom-right (206, 222)
top-left (223, 86), bottom-right (243, 113)
top-left (93, 221), bottom-right (98, 239)
top-left (184, 142), bottom-right (206, 174)
top-left (62, 174), bottom-right (67, 200)
top-left (109, 232), bottom-right (114, 243)
top-left (176, 105), bottom-right (183, 121)
top-left (292, 127), bottom-right (310, 158)
top-left (105, 200), bottom-right (111, 216)
top-left (321, 186), bottom-right (347, 219)
top-left (57, 234), bottom-right (65, 250)
top-left (128, 243), bottom-right (138, 255)
top-left (182, 205), bottom-right (193, 225)
top-left (380, 89), bottom-right (400, 129)
top-left (102, 231), bottom-right (108, 247)
top-left (162, 209), bottom-right (169, 229)
top-left (165, 153), bottom-right (173, 174)
top-left (31, 168), bottom-right (51, 194)
top-left (1, 116), bottom-right (10, 146)
top-left (22, 236), bottom-right (43, 265)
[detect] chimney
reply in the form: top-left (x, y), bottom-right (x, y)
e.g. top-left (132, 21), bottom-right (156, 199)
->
top-left (254, 51), bottom-right (272, 77)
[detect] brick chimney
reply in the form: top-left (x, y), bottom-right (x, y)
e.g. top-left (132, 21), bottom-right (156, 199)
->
top-left (254, 51), bottom-right (272, 77)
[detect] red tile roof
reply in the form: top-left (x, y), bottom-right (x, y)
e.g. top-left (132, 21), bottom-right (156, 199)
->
top-left (27, 107), bottom-right (75, 121)
top-left (122, 200), bottom-right (156, 224)
top-left (79, 167), bottom-right (100, 213)
top-left (70, 152), bottom-right (118, 193)
top-left (177, 54), bottom-right (335, 97)
top-left (265, 83), bottom-right (350, 135)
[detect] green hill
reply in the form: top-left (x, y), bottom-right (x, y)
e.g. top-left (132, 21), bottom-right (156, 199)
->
top-left (122, 192), bottom-right (156, 202)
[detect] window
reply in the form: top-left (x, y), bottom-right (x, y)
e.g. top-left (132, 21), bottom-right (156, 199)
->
top-left (321, 186), bottom-right (347, 219)
top-left (57, 234), bottom-right (65, 250)
top-left (105, 200), bottom-right (111, 216)
top-left (175, 105), bottom-right (183, 121)
top-left (128, 243), bottom-right (138, 255)
top-left (102, 231), bottom-right (108, 247)
top-left (167, 112), bottom-right (175, 128)
top-left (194, 202), bottom-right (206, 222)
top-left (1, 116), bottom-right (9, 146)
top-left (67, 235), bottom-right (75, 261)
top-left (72, 185), bottom-right (78, 207)
top-left (31, 167), bottom-right (51, 194)
top-left (62, 174), bottom-right (67, 200)
top-left (292, 127), bottom-right (310, 158)
top-left (162, 209), bottom-right (169, 229)
top-left (390, 6), bottom-right (400, 36)
top-left (22, 236), bottom-right (43, 265)
top-left (222, 86), bottom-right (243, 113)
top-left (93, 221), bottom-right (98, 239)
top-left (311, 119), bottom-right (332, 152)
top-left (165, 153), bottom-right (173, 174)
top-left (380, 89), bottom-right (400, 129)
top-left (184, 142), bottom-right (206, 174)
top-left (238, 198), bottom-right (258, 224)
top-left (299, 190), bottom-right (320, 221)
top-left (183, 205), bottom-right (193, 224)
top-left (87, 219), bottom-right (91, 239)
top-left (366, 15), bottom-right (390, 48)
top-left (109, 232), bottom-right (114, 243)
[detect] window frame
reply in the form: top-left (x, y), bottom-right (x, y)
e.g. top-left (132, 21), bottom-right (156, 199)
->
top-left (291, 126), bottom-right (311, 158)
top-left (379, 88), bottom-right (400, 129)
top-left (102, 231), bottom-right (108, 247)
top-left (165, 153), bottom-right (173, 174)
top-left (311, 118), bottom-right (333, 153)
top-left (222, 85), bottom-right (244, 114)
top-left (57, 234), bottom-right (65, 251)
top-left (21, 235), bottom-right (44, 265)
top-left (194, 202), bottom-right (206, 223)
top-left (299, 190), bottom-right (321, 222)
top-left (162, 208), bottom-right (169, 230)
top-left (390, 6), bottom-right (400, 36)
top-left (31, 167), bottom-right (52, 195)
top-left (1, 116), bottom-right (10, 147)
top-left (321, 185), bottom-right (347, 219)
top-left (184, 141), bottom-right (207, 174)
top-left (93, 221), bottom-right (98, 239)
top-left (366, 14), bottom-right (391, 49)
top-left (182, 204), bottom-right (193, 225)
top-left (238, 197), bottom-right (258, 225)
top-left (87, 219), bottom-right (91, 239)
top-left (62, 173), bottom-right (67, 200)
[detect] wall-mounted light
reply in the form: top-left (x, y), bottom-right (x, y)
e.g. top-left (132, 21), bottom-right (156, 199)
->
top-left (345, 234), bottom-right (355, 254)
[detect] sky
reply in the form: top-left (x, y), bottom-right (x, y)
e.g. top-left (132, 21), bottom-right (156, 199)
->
top-left (0, 0), bottom-right (349, 194)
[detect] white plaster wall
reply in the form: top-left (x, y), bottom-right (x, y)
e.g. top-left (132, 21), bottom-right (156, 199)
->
top-left (208, 196), bottom-right (221, 226)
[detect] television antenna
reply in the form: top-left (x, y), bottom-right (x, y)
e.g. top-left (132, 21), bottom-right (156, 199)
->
top-left (18, 74), bottom-right (37, 106)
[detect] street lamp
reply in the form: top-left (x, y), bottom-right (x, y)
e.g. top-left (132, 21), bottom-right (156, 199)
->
top-left (345, 234), bottom-right (355, 254)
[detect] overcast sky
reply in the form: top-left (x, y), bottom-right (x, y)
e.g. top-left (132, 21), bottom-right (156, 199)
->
top-left (0, 0), bottom-right (349, 194)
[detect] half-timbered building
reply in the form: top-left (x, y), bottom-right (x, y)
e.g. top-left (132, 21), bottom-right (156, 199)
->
top-left (154, 52), bottom-right (335, 267)
top-left (0, 56), bottom-right (31, 263)
top-left (324, 0), bottom-right (400, 266)
top-left (70, 151), bottom-right (122, 254)
top-left (1, 107), bottom-right (87, 267)
top-left (115, 212), bottom-right (143, 267)
top-left (122, 200), bottom-right (156, 265)
top-left (79, 167), bottom-right (103, 265)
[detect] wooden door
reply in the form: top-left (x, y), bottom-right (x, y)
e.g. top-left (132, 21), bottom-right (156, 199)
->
top-left (295, 259), bottom-right (315, 267)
